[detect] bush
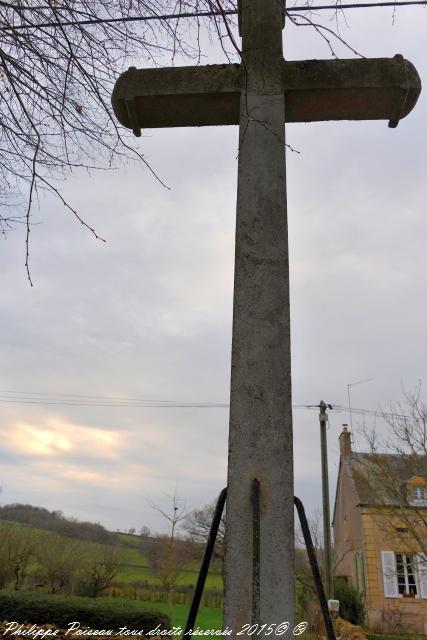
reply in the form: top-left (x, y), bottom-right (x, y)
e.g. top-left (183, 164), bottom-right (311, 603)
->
top-left (0, 590), bottom-right (169, 631)
top-left (334, 580), bottom-right (365, 626)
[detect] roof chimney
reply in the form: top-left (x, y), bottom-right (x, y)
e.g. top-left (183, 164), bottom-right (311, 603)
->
top-left (339, 425), bottom-right (352, 457)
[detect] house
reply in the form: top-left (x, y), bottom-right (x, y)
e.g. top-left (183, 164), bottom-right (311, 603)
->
top-left (333, 426), bottom-right (427, 634)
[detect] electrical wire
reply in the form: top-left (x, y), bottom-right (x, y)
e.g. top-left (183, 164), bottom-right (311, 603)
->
top-left (0, 389), bottom-right (225, 405)
top-left (0, 390), bottom-right (410, 418)
top-left (0, 389), bottom-right (325, 409)
top-left (1, 1), bottom-right (426, 32)
top-left (0, 391), bottom-right (228, 408)
top-left (0, 390), bottom-right (311, 409)
top-left (304, 403), bottom-right (411, 421)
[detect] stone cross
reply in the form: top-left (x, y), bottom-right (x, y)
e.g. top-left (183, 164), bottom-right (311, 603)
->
top-left (112, 0), bottom-right (420, 634)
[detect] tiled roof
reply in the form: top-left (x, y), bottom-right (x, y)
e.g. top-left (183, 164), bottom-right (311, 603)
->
top-left (346, 452), bottom-right (427, 506)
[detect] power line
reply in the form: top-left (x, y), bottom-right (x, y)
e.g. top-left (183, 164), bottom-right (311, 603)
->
top-left (0, 389), bottom-right (225, 405)
top-left (1, 1), bottom-right (426, 32)
top-left (0, 398), bottom-right (307, 409)
top-left (0, 393), bottom-right (228, 408)
top-left (0, 390), bottom-right (411, 418)
top-left (0, 389), bottom-right (326, 409)
top-left (290, 1), bottom-right (427, 9)
top-left (0, 398), bottom-right (229, 408)
top-left (304, 403), bottom-right (411, 421)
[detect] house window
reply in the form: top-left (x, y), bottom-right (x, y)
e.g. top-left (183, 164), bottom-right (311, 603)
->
top-left (413, 485), bottom-right (426, 501)
top-left (395, 553), bottom-right (417, 596)
top-left (381, 550), bottom-right (427, 598)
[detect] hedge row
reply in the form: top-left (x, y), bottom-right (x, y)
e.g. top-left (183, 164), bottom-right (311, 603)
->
top-left (0, 590), bottom-right (169, 631)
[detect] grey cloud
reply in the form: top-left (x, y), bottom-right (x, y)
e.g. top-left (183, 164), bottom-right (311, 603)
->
top-left (1, 11), bottom-right (427, 530)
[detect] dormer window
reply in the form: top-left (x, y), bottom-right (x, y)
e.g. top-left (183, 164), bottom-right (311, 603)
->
top-left (413, 486), bottom-right (426, 501)
top-left (408, 478), bottom-right (427, 505)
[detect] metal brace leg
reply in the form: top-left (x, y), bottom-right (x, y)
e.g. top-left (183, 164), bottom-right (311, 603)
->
top-left (183, 487), bottom-right (227, 639)
top-left (294, 496), bottom-right (336, 640)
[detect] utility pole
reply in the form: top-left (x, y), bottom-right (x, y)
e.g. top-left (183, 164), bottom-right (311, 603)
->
top-left (319, 400), bottom-right (333, 600)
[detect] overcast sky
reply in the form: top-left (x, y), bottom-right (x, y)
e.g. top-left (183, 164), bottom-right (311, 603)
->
top-left (1, 3), bottom-right (427, 534)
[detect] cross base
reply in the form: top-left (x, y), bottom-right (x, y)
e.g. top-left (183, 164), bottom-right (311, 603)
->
top-left (182, 487), bottom-right (337, 640)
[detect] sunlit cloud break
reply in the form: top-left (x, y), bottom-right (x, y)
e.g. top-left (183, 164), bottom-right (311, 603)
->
top-left (3, 418), bottom-right (120, 459)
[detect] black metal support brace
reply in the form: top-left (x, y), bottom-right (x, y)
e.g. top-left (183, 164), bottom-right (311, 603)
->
top-left (183, 489), bottom-right (336, 640)
top-left (183, 487), bottom-right (227, 640)
top-left (294, 496), bottom-right (336, 640)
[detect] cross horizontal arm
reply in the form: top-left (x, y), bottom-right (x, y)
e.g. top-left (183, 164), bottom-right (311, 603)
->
top-left (285, 55), bottom-right (420, 128)
top-left (111, 56), bottom-right (421, 135)
top-left (112, 63), bottom-right (241, 134)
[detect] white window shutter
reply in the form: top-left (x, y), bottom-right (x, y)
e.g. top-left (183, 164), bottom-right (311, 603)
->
top-left (381, 551), bottom-right (398, 598)
top-left (416, 553), bottom-right (427, 599)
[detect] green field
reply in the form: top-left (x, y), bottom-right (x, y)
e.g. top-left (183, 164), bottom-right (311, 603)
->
top-left (0, 520), bottom-right (222, 630)
top-left (112, 545), bottom-right (222, 589)
top-left (0, 516), bottom-right (223, 630)
top-left (0, 519), bottom-right (222, 590)
top-left (116, 532), bottom-right (142, 548)
top-left (115, 557), bottom-right (222, 589)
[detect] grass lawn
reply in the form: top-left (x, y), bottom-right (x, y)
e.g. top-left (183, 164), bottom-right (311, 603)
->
top-left (137, 601), bottom-right (222, 631)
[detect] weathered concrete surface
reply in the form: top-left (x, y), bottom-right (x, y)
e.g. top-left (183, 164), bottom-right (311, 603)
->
top-left (112, 64), bottom-right (241, 131)
top-left (283, 56), bottom-right (420, 127)
top-left (111, 57), bottom-right (421, 133)
top-left (223, 0), bottom-right (294, 634)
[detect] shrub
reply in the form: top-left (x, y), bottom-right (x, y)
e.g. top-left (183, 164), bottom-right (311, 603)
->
top-left (334, 580), bottom-right (365, 626)
top-left (0, 590), bottom-right (169, 631)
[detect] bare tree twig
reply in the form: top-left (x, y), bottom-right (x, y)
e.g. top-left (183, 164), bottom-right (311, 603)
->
top-left (0, 0), bottom-right (237, 280)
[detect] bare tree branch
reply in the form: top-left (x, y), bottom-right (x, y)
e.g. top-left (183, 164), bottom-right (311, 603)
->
top-left (0, 0), bottom-right (237, 278)
top-left (1, 0), bottom-right (360, 281)
top-left (358, 383), bottom-right (427, 553)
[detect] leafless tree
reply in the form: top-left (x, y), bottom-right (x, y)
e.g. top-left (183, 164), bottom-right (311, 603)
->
top-left (0, 523), bottom-right (40, 590)
top-left (183, 499), bottom-right (225, 569)
top-left (295, 509), bottom-right (324, 597)
top-left (81, 543), bottom-right (123, 597)
top-left (0, 524), bottom-right (15, 588)
top-left (0, 0), bottom-right (237, 282)
top-left (0, 1), bottom-right (358, 284)
top-left (358, 383), bottom-right (427, 554)
top-left (36, 532), bottom-right (83, 593)
top-left (143, 491), bottom-right (194, 617)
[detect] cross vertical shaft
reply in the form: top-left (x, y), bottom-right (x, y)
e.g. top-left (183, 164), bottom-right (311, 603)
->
top-left (224, 0), bottom-right (294, 633)
top-left (111, 3), bottom-right (421, 632)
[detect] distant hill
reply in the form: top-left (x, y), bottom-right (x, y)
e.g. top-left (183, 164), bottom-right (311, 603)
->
top-left (0, 503), bottom-right (116, 544)
top-left (0, 509), bottom-right (222, 593)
